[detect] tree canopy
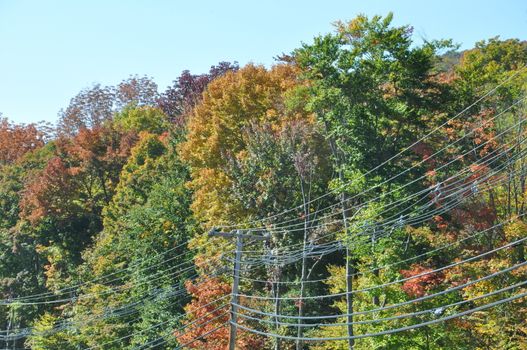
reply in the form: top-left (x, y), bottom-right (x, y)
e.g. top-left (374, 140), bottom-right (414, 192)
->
top-left (0, 14), bottom-right (525, 350)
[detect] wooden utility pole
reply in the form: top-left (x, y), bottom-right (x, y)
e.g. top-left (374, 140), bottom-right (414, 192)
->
top-left (323, 118), bottom-right (355, 349)
top-left (342, 191), bottom-right (355, 350)
top-left (209, 228), bottom-right (269, 350)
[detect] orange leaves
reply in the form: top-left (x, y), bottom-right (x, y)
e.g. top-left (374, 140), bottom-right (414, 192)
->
top-left (0, 118), bottom-right (46, 165)
top-left (19, 124), bottom-right (137, 225)
top-left (20, 157), bottom-right (79, 224)
top-left (433, 215), bottom-right (449, 231)
top-left (174, 278), bottom-right (231, 350)
top-left (468, 163), bottom-right (490, 182)
top-left (64, 126), bottom-right (135, 167)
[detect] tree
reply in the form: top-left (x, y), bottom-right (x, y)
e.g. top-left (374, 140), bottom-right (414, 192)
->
top-left (179, 63), bottom-right (309, 226)
top-left (38, 131), bottom-right (197, 349)
top-left (113, 105), bottom-right (169, 135)
top-left (175, 277), bottom-right (265, 350)
top-left (0, 118), bottom-right (48, 165)
top-left (58, 84), bottom-right (116, 136)
top-left (115, 75), bottom-right (159, 109)
top-left (158, 61), bottom-right (239, 122)
top-left (58, 76), bottom-right (160, 136)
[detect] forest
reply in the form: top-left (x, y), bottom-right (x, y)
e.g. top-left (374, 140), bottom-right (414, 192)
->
top-left (0, 13), bottom-right (526, 350)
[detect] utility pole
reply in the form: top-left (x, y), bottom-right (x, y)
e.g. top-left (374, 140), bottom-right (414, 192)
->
top-left (323, 118), bottom-right (355, 350)
top-left (209, 228), bottom-right (269, 350)
top-left (342, 191), bottom-right (355, 350)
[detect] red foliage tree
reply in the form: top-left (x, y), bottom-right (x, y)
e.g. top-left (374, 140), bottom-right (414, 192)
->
top-left (20, 126), bottom-right (136, 225)
top-left (175, 277), bottom-right (264, 350)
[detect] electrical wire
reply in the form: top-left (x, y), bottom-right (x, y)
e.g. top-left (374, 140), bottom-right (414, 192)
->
top-left (218, 68), bottom-right (526, 230)
top-left (234, 260), bottom-right (527, 320)
top-left (235, 235), bottom-right (527, 300)
top-left (235, 279), bottom-right (527, 327)
top-left (256, 98), bottom-right (526, 235)
top-left (239, 212), bottom-right (526, 285)
top-left (233, 290), bottom-right (527, 341)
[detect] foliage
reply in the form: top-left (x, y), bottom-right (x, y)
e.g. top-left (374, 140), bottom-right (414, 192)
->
top-left (179, 63), bottom-right (310, 226)
top-left (0, 13), bottom-right (525, 350)
top-left (0, 118), bottom-right (48, 165)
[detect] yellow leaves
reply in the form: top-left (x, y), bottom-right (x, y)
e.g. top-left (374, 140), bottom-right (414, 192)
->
top-left (180, 63), bottom-right (311, 228)
top-left (511, 264), bottom-right (527, 278)
top-left (334, 16), bottom-right (367, 40)
top-left (139, 230), bottom-right (151, 239)
top-left (188, 168), bottom-right (237, 225)
top-left (91, 251), bottom-right (120, 276)
top-left (325, 264), bottom-right (346, 294)
top-left (181, 64), bottom-right (299, 167)
top-left (504, 219), bottom-right (527, 241)
top-left (162, 219), bottom-right (172, 233)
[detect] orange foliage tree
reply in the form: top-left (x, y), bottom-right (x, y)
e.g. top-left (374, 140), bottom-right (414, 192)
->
top-left (0, 117), bottom-right (47, 165)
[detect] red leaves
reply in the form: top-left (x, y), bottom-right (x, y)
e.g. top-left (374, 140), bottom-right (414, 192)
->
top-left (433, 215), bottom-right (449, 231)
top-left (400, 264), bottom-right (444, 298)
top-left (411, 141), bottom-right (434, 161)
top-left (175, 278), bottom-right (231, 350)
top-left (175, 277), bottom-right (264, 350)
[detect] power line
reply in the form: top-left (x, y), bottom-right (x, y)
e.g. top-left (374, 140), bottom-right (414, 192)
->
top-left (234, 260), bottom-right (527, 320)
top-left (239, 213), bottom-right (526, 285)
top-left (235, 279), bottom-right (527, 327)
top-left (235, 235), bottom-right (527, 300)
top-left (233, 289), bottom-right (527, 341)
top-left (218, 67), bottom-right (526, 230)
top-left (251, 97), bottom-right (526, 234)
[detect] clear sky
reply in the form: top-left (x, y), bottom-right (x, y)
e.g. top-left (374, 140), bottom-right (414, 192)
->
top-left (1, 0), bottom-right (526, 125)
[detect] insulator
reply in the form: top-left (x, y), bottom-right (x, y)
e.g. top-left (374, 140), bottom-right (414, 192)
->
top-left (471, 180), bottom-right (479, 194)
top-left (397, 215), bottom-right (405, 227)
top-left (432, 307), bottom-right (445, 316)
top-left (432, 183), bottom-right (442, 202)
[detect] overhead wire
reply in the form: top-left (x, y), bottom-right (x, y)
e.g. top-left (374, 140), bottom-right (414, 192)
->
top-left (234, 259), bottom-right (527, 320)
top-left (235, 235), bottom-right (527, 300)
top-left (238, 158), bottom-right (527, 268)
top-left (254, 97), bottom-right (526, 234)
top-left (232, 290), bottom-right (527, 341)
top-left (235, 279), bottom-right (527, 327)
top-left (217, 67), bottom-right (526, 230)
top-left (239, 212), bottom-right (526, 285)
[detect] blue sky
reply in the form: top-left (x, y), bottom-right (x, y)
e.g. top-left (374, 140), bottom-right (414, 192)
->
top-left (1, 0), bottom-right (526, 124)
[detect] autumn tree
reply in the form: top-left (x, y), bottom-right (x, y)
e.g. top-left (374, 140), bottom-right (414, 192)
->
top-left (0, 118), bottom-right (48, 165)
top-left (175, 277), bottom-right (265, 349)
top-left (179, 63), bottom-right (310, 226)
top-left (115, 75), bottom-right (159, 109)
top-left (57, 84), bottom-right (116, 136)
top-left (34, 129), bottom-right (197, 349)
top-left (57, 75), bottom-right (159, 136)
top-left (157, 61), bottom-right (239, 121)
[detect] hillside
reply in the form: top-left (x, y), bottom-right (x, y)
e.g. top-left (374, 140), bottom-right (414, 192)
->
top-left (0, 14), bottom-right (526, 350)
